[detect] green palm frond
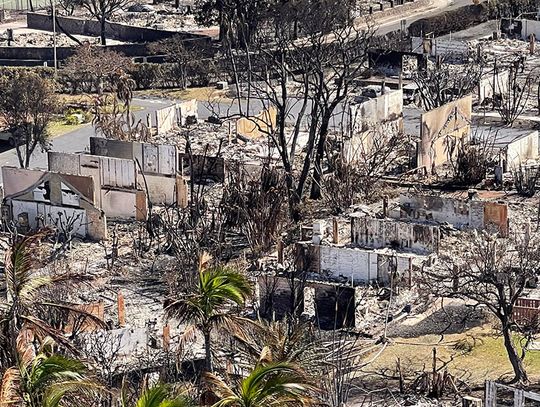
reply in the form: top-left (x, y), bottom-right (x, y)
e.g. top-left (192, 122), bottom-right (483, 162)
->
top-left (199, 266), bottom-right (252, 310)
top-left (26, 353), bottom-right (87, 393)
top-left (207, 362), bottom-right (316, 407)
top-left (165, 266), bottom-right (252, 325)
top-left (135, 384), bottom-right (190, 407)
top-left (43, 379), bottom-right (106, 407)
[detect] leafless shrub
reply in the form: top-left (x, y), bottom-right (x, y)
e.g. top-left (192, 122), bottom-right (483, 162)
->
top-left (421, 231), bottom-right (540, 384)
top-left (452, 138), bottom-right (496, 186)
top-left (322, 152), bottom-right (364, 214)
top-left (496, 66), bottom-right (537, 126)
top-left (44, 211), bottom-right (84, 256)
top-left (221, 161), bottom-right (286, 260)
top-left (323, 125), bottom-right (409, 211)
top-left (100, 225), bottom-right (119, 270)
top-left (413, 59), bottom-right (483, 111)
top-left (78, 330), bottom-right (125, 406)
top-left (513, 164), bottom-right (540, 197)
top-left (93, 72), bottom-right (150, 142)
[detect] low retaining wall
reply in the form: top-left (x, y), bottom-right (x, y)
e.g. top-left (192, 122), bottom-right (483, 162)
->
top-left (27, 12), bottom-right (211, 44)
top-left (0, 43), bottom-right (149, 62)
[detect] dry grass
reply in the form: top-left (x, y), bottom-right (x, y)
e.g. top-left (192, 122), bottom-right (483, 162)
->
top-left (363, 325), bottom-right (540, 386)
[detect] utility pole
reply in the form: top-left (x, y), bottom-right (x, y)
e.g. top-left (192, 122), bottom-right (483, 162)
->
top-left (52, 0), bottom-right (57, 73)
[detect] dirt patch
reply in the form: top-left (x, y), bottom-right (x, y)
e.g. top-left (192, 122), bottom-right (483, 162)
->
top-left (387, 300), bottom-right (487, 338)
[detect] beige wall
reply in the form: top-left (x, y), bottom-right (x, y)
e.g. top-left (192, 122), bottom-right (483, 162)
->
top-left (418, 95), bottom-right (472, 169)
top-left (2, 167), bottom-right (45, 197)
top-left (506, 130), bottom-right (539, 168)
top-left (177, 99), bottom-right (198, 126)
top-left (100, 190), bottom-right (143, 219)
top-left (236, 106), bottom-right (277, 139)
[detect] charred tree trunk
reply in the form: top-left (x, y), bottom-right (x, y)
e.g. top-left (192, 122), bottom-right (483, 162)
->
top-left (54, 14), bottom-right (82, 45)
top-left (203, 328), bottom-right (212, 372)
top-left (310, 110), bottom-right (333, 199)
top-left (100, 16), bottom-right (107, 45)
top-left (502, 322), bottom-right (528, 384)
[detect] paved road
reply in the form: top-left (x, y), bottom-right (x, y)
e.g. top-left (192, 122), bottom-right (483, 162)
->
top-left (376, 0), bottom-right (474, 34)
top-left (0, 97), bottom-right (171, 181)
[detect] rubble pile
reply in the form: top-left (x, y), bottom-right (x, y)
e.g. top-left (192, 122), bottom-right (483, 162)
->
top-left (153, 121), bottom-right (287, 163)
top-left (111, 8), bottom-right (200, 31)
top-left (10, 31), bottom-right (100, 47)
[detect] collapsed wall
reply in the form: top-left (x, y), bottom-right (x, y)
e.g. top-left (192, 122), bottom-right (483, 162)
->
top-left (398, 193), bottom-right (508, 236)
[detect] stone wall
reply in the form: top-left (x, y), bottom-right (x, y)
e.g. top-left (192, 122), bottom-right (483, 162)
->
top-left (27, 12), bottom-right (211, 44)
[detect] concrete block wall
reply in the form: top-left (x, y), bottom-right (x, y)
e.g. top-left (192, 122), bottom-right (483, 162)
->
top-left (48, 151), bottom-right (146, 220)
top-left (320, 245), bottom-right (413, 284)
top-left (296, 242), bottom-right (414, 285)
top-left (349, 89), bottom-right (403, 134)
top-left (89, 137), bottom-right (185, 206)
top-left (351, 216), bottom-right (440, 254)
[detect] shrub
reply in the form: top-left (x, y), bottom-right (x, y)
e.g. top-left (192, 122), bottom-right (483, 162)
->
top-left (131, 63), bottom-right (162, 89)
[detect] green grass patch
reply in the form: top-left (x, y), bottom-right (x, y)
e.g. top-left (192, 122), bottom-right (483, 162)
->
top-left (48, 121), bottom-right (88, 138)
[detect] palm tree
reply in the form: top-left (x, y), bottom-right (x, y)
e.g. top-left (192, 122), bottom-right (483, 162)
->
top-left (164, 265), bottom-right (252, 372)
top-left (205, 362), bottom-right (316, 407)
top-left (0, 232), bottom-right (104, 367)
top-left (231, 319), bottom-right (324, 370)
top-left (131, 384), bottom-right (191, 407)
top-left (0, 336), bottom-right (103, 407)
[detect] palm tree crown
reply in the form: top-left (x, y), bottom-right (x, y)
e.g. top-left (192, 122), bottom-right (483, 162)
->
top-left (205, 362), bottom-right (315, 407)
top-left (165, 265), bottom-right (252, 372)
top-left (1, 232), bottom-right (103, 367)
top-left (134, 384), bottom-right (191, 407)
top-left (0, 337), bottom-right (102, 407)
